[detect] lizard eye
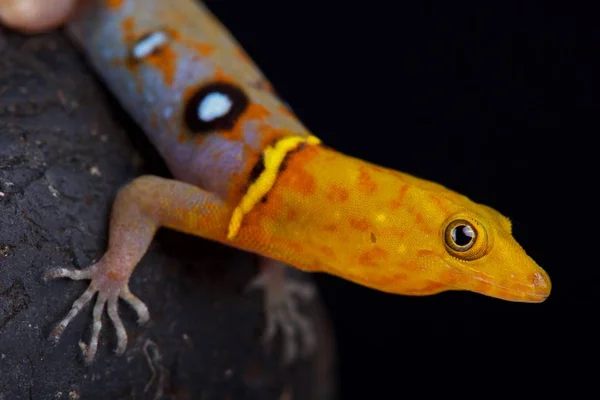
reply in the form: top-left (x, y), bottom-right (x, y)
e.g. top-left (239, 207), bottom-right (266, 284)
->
top-left (447, 221), bottom-right (476, 251)
top-left (184, 82), bottom-right (249, 133)
top-left (443, 217), bottom-right (490, 261)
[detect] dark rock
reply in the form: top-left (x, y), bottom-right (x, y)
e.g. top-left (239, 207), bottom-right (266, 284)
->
top-left (0, 26), bottom-right (336, 400)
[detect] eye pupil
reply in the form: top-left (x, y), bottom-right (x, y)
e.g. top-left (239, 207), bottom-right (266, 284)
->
top-left (451, 225), bottom-right (475, 247)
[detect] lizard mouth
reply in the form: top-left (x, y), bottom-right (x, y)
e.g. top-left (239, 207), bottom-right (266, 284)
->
top-left (443, 263), bottom-right (550, 303)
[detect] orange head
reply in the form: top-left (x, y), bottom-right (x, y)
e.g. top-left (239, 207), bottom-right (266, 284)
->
top-left (324, 165), bottom-right (552, 303)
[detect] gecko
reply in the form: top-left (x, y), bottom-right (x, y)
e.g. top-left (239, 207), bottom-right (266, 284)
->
top-left (0, 0), bottom-right (551, 365)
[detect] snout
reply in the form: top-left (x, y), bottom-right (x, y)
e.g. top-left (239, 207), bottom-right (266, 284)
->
top-left (484, 268), bottom-right (551, 303)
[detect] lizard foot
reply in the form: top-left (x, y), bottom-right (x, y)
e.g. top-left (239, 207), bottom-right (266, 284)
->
top-left (44, 260), bottom-right (149, 364)
top-left (245, 258), bottom-right (317, 365)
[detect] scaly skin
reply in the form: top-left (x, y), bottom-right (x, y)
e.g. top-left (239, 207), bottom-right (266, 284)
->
top-left (1, 0), bottom-right (551, 364)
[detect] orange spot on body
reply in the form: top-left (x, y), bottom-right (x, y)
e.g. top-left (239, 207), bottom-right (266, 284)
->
top-left (214, 67), bottom-right (235, 83)
top-left (106, 0), bottom-right (124, 11)
top-left (278, 104), bottom-right (294, 117)
top-left (193, 42), bottom-right (215, 57)
top-left (146, 45), bottom-right (178, 86)
top-left (106, 0), bottom-right (124, 9)
top-left (221, 103), bottom-right (272, 141)
top-left (358, 247), bottom-right (388, 267)
top-left (233, 47), bottom-right (253, 64)
top-left (389, 185), bottom-right (408, 210)
top-left (349, 217), bottom-right (370, 232)
top-left (249, 79), bottom-right (275, 93)
top-left (121, 16), bottom-right (136, 43)
top-left (358, 166), bottom-right (378, 194)
top-left (326, 184), bottom-right (350, 202)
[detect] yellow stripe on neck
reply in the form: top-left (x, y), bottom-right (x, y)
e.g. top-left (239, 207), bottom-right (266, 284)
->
top-left (227, 135), bottom-right (321, 240)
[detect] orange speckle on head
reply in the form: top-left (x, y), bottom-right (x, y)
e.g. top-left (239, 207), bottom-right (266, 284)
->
top-left (349, 217), bottom-right (371, 232)
top-left (358, 166), bottom-right (378, 194)
top-left (319, 246), bottom-right (336, 259)
top-left (280, 167), bottom-right (316, 195)
top-left (283, 241), bottom-right (304, 253)
top-left (429, 194), bottom-right (450, 214)
top-left (323, 223), bottom-right (338, 232)
top-left (389, 185), bottom-right (408, 210)
top-left (326, 184), bottom-right (350, 202)
top-left (358, 246), bottom-right (388, 267)
top-left (388, 227), bottom-right (407, 239)
top-left (397, 261), bottom-right (424, 273)
top-left (286, 209), bottom-right (297, 221)
top-left (416, 249), bottom-right (435, 257)
top-left (106, 0), bottom-right (124, 10)
top-left (414, 212), bottom-right (434, 235)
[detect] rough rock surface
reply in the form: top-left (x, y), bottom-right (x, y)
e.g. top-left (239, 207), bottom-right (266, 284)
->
top-left (0, 27), bottom-right (336, 400)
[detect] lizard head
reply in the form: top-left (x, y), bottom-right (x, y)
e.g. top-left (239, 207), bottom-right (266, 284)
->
top-left (367, 176), bottom-right (552, 303)
top-left (419, 203), bottom-right (551, 303)
top-left (317, 161), bottom-right (552, 303)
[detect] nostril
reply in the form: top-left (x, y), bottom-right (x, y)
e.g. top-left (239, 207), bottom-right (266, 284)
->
top-left (532, 272), bottom-right (547, 288)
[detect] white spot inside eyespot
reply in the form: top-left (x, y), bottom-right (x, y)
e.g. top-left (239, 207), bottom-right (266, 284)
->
top-left (198, 92), bottom-right (233, 122)
top-left (132, 31), bottom-right (169, 60)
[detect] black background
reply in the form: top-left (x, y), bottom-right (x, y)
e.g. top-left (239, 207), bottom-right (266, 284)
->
top-left (205, 1), bottom-right (593, 398)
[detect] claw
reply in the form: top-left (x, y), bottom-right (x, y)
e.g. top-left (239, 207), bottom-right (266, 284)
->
top-left (50, 283), bottom-right (97, 343)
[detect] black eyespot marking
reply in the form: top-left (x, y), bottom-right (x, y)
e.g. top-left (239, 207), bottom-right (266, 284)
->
top-left (184, 82), bottom-right (249, 133)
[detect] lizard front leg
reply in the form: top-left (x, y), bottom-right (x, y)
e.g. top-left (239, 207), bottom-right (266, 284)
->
top-left (45, 175), bottom-right (231, 363)
top-left (245, 257), bottom-right (318, 364)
